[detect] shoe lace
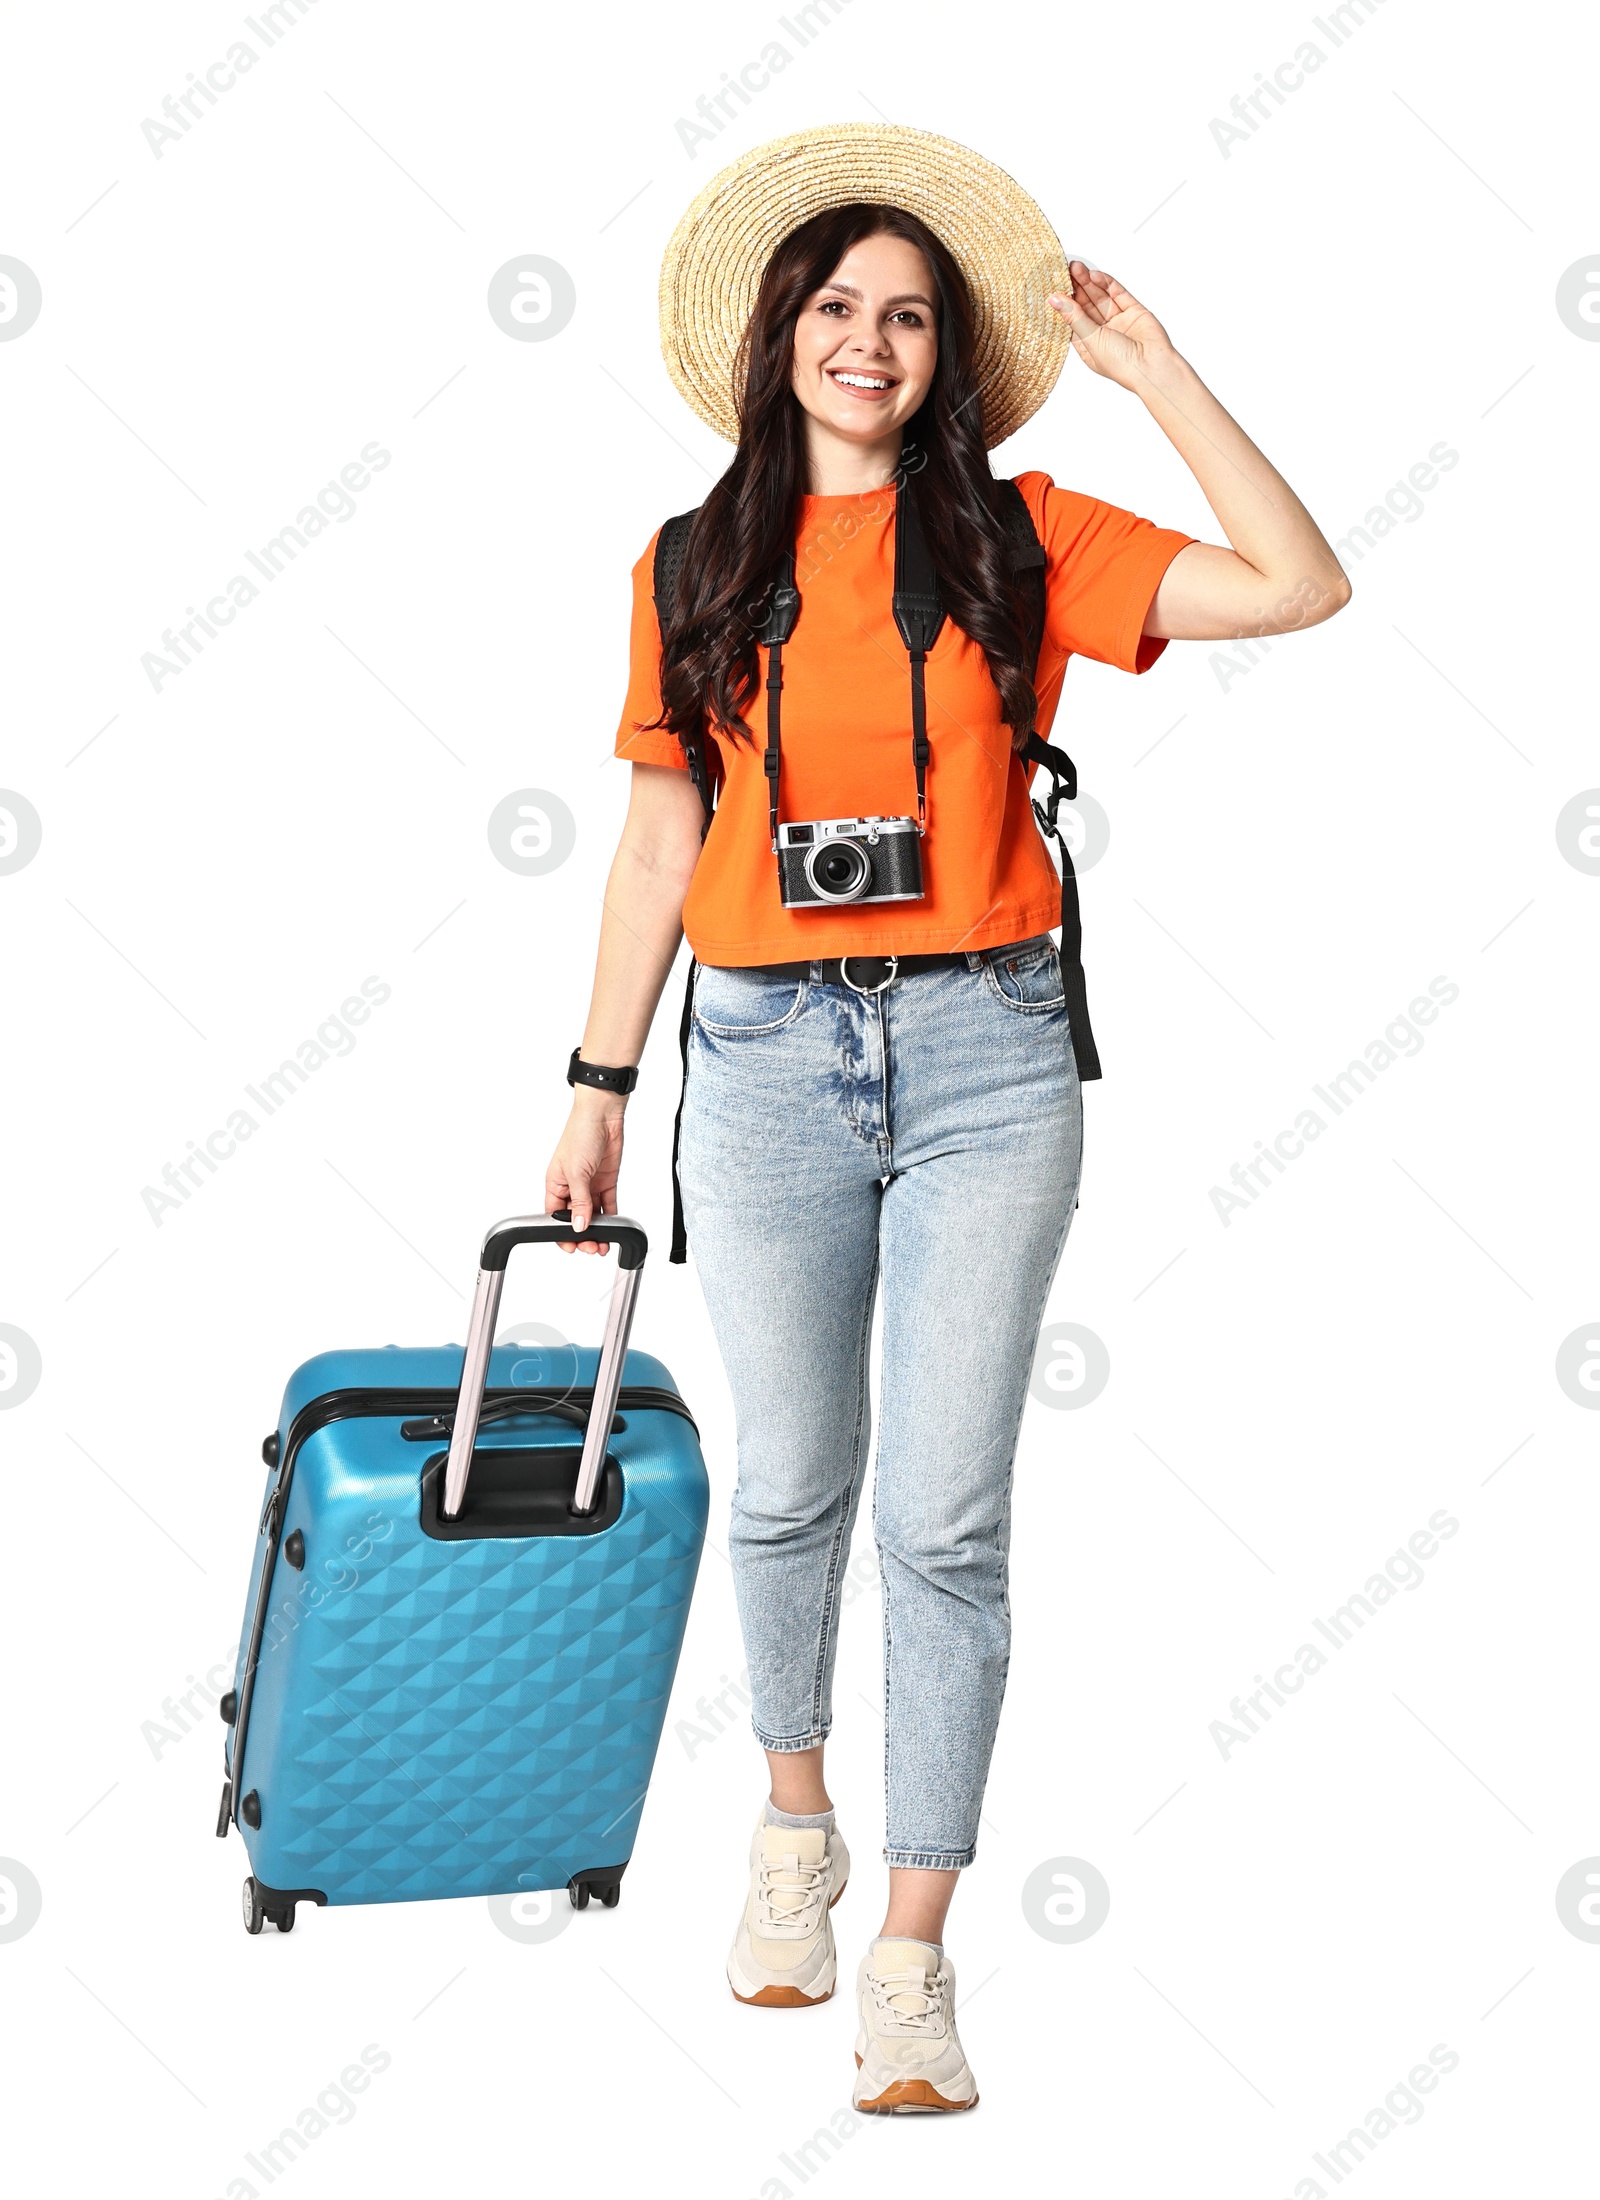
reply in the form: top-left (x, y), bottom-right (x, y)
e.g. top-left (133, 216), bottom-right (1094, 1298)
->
top-left (756, 1853), bottom-right (827, 1934)
top-left (867, 1965), bottom-right (947, 2031)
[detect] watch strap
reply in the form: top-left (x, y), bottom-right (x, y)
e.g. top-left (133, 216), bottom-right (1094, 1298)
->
top-left (567, 1047), bottom-right (638, 1096)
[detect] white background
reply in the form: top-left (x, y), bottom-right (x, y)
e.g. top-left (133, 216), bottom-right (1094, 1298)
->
top-left (2, 1), bottom-right (1597, 2192)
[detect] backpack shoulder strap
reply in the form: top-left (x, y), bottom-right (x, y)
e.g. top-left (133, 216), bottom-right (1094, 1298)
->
top-left (890, 473), bottom-right (946, 654)
top-left (994, 474), bottom-right (1045, 557)
top-left (650, 504), bottom-right (710, 1272)
top-left (995, 477), bottom-right (1047, 674)
top-left (647, 508), bottom-right (714, 830)
top-left (652, 508), bottom-right (700, 627)
top-left (995, 477), bottom-right (1059, 767)
top-left (891, 475), bottom-right (1047, 665)
top-left (996, 479), bottom-right (1102, 1083)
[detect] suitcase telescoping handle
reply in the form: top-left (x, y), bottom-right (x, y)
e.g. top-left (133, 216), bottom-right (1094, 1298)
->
top-left (441, 1212), bottom-right (647, 1521)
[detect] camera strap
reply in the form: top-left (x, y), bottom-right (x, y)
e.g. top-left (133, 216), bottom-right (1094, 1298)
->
top-left (890, 474), bottom-right (945, 827)
top-left (755, 557), bottom-right (801, 848)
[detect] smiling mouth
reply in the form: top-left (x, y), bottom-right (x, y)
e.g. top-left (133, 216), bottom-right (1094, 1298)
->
top-left (827, 368), bottom-right (898, 395)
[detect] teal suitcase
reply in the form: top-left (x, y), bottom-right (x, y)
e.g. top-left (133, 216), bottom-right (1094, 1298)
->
top-left (217, 1215), bottom-right (708, 1932)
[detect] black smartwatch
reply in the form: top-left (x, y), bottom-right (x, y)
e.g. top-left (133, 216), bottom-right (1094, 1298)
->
top-left (567, 1047), bottom-right (638, 1096)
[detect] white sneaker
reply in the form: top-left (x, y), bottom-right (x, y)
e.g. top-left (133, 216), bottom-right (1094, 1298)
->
top-left (726, 1816), bottom-right (850, 2007)
top-left (852, 1939), bottom-right (979, 2112)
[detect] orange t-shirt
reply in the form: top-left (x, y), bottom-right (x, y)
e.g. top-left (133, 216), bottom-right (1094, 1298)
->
top-left (614, 470), bottom-right (1194, 965)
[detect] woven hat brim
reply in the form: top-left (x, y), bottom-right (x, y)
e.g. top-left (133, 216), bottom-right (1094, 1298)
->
top-left (659, 123), bottom-right (1071, 450)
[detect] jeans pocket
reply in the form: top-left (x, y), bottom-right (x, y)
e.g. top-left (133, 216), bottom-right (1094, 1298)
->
top-left (982, 939), bottom-right (1066, 1014)
top-left (693, 964), bottom-right (809, 1036)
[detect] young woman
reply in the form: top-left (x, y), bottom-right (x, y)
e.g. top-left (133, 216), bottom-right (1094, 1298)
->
top-left (546, 125), bottom-right (1349, 2113)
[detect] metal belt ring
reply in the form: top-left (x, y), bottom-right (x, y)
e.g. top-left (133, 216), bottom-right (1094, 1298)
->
top-left (840, 954), bottom-right (899, 996)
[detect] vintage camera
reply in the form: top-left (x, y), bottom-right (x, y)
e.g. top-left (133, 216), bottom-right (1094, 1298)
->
top-left (776, 816), bottom-right (925, 909)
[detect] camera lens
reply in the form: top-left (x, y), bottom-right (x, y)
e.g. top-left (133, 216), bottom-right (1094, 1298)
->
top-left (805, 838), bottom-right (872, 903)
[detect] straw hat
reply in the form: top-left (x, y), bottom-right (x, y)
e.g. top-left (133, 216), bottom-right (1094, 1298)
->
top-left (659, 123), bottom-right (1072, 450)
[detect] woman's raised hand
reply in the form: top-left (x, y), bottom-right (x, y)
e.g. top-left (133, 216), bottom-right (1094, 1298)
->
top-left (1048, 260), bottom-right (1179, 393)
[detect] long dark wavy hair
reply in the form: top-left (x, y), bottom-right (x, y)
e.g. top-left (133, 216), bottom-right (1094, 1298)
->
top-left (650, 202), bottom-right (1039, 756)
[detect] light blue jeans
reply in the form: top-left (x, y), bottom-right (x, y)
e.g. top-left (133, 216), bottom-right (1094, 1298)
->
top-left (678, 938), bottom-right (1082, 1868)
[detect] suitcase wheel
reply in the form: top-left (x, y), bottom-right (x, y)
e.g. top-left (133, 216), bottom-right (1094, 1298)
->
top-left (568, 1867), bottom-right (625, 1911)
top-left (242, 1877), bottom-right (297, 1934)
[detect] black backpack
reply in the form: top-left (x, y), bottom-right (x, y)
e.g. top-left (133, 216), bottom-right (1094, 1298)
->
top-left (652, 476), bottom-right (1100, 1259)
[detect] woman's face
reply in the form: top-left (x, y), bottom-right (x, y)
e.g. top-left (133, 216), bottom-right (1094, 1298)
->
top-left (789, 231), bottom-right (939, 452)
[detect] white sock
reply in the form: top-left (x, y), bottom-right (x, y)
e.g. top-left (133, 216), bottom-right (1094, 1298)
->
top-left (764, 1799), bottom-right (835, 1833)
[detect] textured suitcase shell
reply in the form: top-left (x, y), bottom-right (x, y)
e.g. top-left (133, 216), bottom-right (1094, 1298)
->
top-left (225, 1342), bottom-right (708, 1907)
